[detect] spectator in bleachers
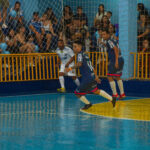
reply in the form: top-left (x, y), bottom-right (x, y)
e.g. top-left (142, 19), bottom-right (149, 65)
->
top-left (10, 1), bottom-right (25, 28)
top-left (6, 29), bottom-right (17, 53)
top-left (107, 11), bottom-right (112, 23)
top-left (62, 5), bottom-right (73, 27)
top-left (101, 15), bottom-right (110, 29)
top-left (94, 4), bottom-right (107, 26)
top-left (15, 26), bottom-right (36, 53)
top-left (61, 5), bottom-right (73, 41)
top-left (41, 13), bottom-right (56, 52)
top-left (141, 38), bottom-right (150, 53)
top-left (138, 13), bottom-right (150, 51)
top-left (74, 6), bottom-right (88, 27)
top-left (45, 7), bottom-right (58, 25)
top-left (29, 12), bottom-right (45, 50)
top-left (0, 0), bottom-right (9, 28)
top-left (137, 3), bottom-right (148, 21)
top-left (109, 24), bottom-right (118, 40)
top-left (0, 25), bottom-right (5, 43)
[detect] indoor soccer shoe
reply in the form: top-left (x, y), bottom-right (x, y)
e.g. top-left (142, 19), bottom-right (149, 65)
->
top-left (119, 93), bottom-right (126, 100)
top-left (81, 103), bottom-right (92, 110)
top-left (57, 88), bottom-right (66, 93)
top-left (111, 97), bottom-right (116, 108)
top-left (112, 94), bottom-right (119, 98)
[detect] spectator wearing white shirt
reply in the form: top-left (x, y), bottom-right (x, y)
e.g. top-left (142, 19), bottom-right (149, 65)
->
top-left (94, 4), bottom-right (107, 26)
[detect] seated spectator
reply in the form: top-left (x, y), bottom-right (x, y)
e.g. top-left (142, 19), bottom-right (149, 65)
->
top-left (10, 1), bottom-right (25, 29)
top-left (138, 13), bottom-right (150, 51)
top-left (107, 11), bottom-right (112, 22)
top-left (94, 4), bottom-right (107, 26)
top-left (101, 15), bottom-right (110, 29)
top-left (15, 26), bottom-right (27, 53)
top-left (109, 24), bottom-right (118, 40)
top-left (29, 12), bottom-right (45, 50)
top-left (41, 13), bottom-right (57, 52)
top-left (5, 28), bottom-right (17, 53)
top-left (74, 6), bottom-right (88, 27)
top-left (0, 0), bottom-right (9, 28)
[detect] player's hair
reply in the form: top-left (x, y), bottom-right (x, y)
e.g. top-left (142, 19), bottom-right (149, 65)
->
top-left (73, 40), bottom-right (83, 46)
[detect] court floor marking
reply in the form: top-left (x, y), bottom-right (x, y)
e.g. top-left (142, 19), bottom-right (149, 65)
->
top-left (80, 98), bottom-right (150, 122)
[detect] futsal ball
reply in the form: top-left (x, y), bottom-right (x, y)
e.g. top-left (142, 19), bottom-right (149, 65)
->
top-left (0, 43), bottom-right (8, 51)
top-left (35, 45), bottom-right (39, 52)
top-left (10, 10), bottom-right (17, 18)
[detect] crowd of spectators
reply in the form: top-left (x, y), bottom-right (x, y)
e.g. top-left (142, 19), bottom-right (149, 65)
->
top-left (0, 1), bottom-right (150, 54)
top-left (0, 1), bottom-right (117, 54)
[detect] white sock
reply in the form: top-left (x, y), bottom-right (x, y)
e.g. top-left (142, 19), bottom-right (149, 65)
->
top-left (59, 76), bottom-right (65, 88)
top-left (109, 81), bottom-right (117, 95)
top-left (74, 78), bottom-right (80, 87)
top-left (99, 90), bottom-right (113, 101)
top-left (117, 80), bottom-right (124, 95)
top-left (79, 96), bottom-right (90, 104)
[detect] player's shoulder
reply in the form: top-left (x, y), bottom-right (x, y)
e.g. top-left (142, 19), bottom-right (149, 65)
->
top-left (64, 46), bottom-right (73, 52)
top-left (56, 48), bottom-right (60, 54)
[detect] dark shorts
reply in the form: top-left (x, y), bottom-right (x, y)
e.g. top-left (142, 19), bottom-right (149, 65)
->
top-left (107, 57), bottom-right (124, 77)
top-left (74, 80), bottom-right (98, 96)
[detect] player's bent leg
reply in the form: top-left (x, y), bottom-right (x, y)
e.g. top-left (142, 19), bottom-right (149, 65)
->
top-left (75, 94), bottom-right (92, 110)
top-left (116, 76), bottom-right (126, 100)
top-left (58, 72), bottom-right (66, 93)
top-left (107, 76), bottom-right (118, 98)
top-left (93, 89), bottom-right (116, 108)
top-left (71, 76), bottom-right (80, 87)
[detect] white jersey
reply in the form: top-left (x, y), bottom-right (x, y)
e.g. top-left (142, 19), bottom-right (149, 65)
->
top-left (56, 46), bottom-right (75, 65)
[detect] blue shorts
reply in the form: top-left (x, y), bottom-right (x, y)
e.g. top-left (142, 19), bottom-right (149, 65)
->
top-left (107, 57), bottom-right (124, 77)
top-left (74, 80), bottom-right (98, 96)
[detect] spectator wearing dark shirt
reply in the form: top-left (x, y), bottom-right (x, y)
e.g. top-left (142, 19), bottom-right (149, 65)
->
top-left (101, 15), bottom-right (110, 29)
top-left (137, 3), bottom-right (148, 21)
top-left (107, 11), bottom-right (112, 23)
top-left (29, 12), bottom-right (45, 49)
top-left (138, 13), bottom-right (150, 51)
top-left (74, 6), bottom-right (88, 27)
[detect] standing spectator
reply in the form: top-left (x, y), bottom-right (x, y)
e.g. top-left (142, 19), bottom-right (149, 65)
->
top-left (29, 12), bottom-right (45, 50)
top-left (94, 4), bottom-right (107, 26)
top-left (137, 3), bottom-right (148, 21)
top-left (41, 13), bottom-right (56, 52)
top-left (10, 1), bottom-right (25, 28)
top-left (61, 5), bottom-right (73, 41)
top-left (109, 24), bottom-right (118, 41)
top-left (107, 11), bottom-right (112, 22)
top-left (0, 0), bottom-right (9, 27)
top-left (138, 13), bottom-right (150, 51)
top-left (45, 7), bottom-right (57, 25)
top-left (74, 6), bottom-right (88, 27)
top-left (101, 15), bottom-right (110, 29)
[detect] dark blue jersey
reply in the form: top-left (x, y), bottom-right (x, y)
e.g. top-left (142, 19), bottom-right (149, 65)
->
top-left (77, 52), bottom-right (95, 82)
top-left (106, 38), bottom-right (122, 62)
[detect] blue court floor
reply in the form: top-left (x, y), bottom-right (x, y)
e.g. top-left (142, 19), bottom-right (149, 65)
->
top-left (0, 93), bottom-right (150, 150)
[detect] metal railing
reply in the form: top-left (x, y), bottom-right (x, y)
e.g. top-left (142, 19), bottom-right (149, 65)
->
top-left (131, 52), bottom-right (150, 80)
top-left (0, 52), bottom-right (108, 82)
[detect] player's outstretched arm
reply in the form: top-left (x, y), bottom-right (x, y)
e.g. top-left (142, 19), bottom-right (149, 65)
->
top-left (65, 62), bottom-right (82, 72)
top-left (65, 56), bottom-right (75, 68)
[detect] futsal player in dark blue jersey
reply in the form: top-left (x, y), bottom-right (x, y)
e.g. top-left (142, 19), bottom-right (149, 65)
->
top-left (65, 40), bottom-right (116, 110)
top-left (102, 29), bottom-right (125, 99)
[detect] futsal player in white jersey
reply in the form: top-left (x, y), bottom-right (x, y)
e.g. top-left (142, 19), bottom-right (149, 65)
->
top-left (56, 39), bottom-right (80, 92)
